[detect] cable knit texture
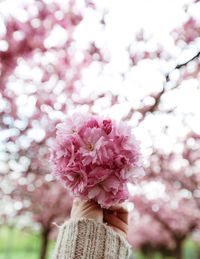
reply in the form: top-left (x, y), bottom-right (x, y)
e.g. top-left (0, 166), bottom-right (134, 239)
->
top-left (51, 218), bottom-right (131, 259)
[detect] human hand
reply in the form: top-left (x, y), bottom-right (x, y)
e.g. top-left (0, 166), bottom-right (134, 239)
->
top-left (70, 199), bottom-right (103, 223)
top-left (103, 205), bottom-right (128, 239)
top-left (70, 200), bottom-right (128, 239)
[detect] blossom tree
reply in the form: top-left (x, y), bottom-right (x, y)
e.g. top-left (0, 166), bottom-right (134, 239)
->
top-left (127, 131), bottom-right (200, 258)
top-left (0, 0), bottom-right (200, 258)
top-left (129, 193), bottom-right (199, 259)
top-left (126, 1), bottom-right (200, 257)
top-left (15, 141), bottom-right (74, 259)
top-left (1, 137), bottom-right (73, 259)
top-left (17, 177), bottom-right (73, 259)
top-left (124, 0), bottom-right (200, 123)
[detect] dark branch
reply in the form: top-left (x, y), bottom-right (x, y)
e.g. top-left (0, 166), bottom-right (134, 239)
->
top-left (174, 51), bottom-right (200, 70)
top-left (123, 51), bottom-right (200, 122)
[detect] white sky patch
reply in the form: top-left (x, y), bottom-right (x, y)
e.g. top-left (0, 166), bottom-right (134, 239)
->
top-left (44, 25), bottom-right (69, 48)
top-left (128, 180), bottom-right (166, 200)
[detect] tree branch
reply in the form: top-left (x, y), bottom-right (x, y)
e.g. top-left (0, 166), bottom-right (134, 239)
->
top-left (148, 51), bottom-right (200, 114)
top-left (174, 51), bottom-right (200, 70)
top-left (123, 51), bottom-right (200, 121)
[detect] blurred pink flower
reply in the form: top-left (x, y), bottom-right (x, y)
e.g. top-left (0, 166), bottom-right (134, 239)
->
top-left (56, 113), bottom-right (87, 139)
top-left (59, 165), bottom-right (88, 195)
top-left (87, 118), bottom-right (99, 128)
top-left (51, 113), bottom-right (144, 208)
top-left (78, 127), bottom-right (105, 165)
top-left (102, 119), bottom-right (112, 135)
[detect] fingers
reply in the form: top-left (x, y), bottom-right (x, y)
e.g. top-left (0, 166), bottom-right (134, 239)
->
top-left (116, 211), bottom-right (128, 224)
top-left (72, 199), bottom-right (99, 211)
top-left (108, 204), bottom-right (128, 213)
top-left (103, 212), bottom-right (128, 238)
top-left (104, 204), bottom-right (129, 224)
top-left (71, 199), bottom-right (103, 223)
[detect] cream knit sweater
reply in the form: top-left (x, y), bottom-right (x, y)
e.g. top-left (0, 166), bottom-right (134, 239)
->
top-left (51, 218), bottom-right (131, 259)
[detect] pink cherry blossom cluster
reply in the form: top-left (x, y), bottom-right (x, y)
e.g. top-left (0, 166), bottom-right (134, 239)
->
top-left (51, 113), bottom-right (144, 208)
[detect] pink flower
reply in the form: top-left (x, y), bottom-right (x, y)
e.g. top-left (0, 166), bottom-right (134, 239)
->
top-left (102, 119), bottom-right (112, 135)
top-left (60, 165), bottom-right (87, 195)
top-left (56, 113), bottom-right (87, 139)
top-left (87, 119), bottom-right (99, 128)
top-left (87, 167), bottom-right (112, 186)
top-left (103, 176), bottom-right (120, 195)
top-left (51, 113), bottom-right (144, 208)
top-left (85, 179), bottom-right (129, 208)
top-left (51, 137), bottom-right (79, 171)
top-left (78, 127), bottom-right (104, 165)
top-left (114, 155), bottom-right (128, 168)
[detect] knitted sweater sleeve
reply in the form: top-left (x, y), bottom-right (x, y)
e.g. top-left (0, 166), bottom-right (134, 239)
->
top-left (51, 218), bottom-right (131, 259)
